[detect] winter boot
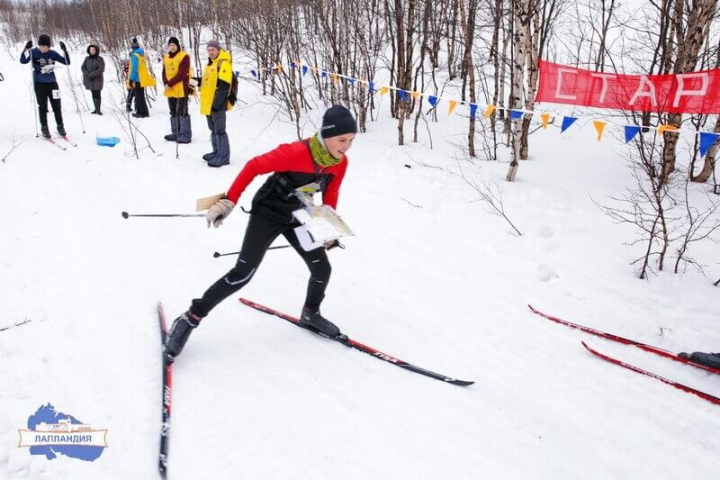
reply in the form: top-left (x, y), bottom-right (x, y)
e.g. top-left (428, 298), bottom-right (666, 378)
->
top-left (93, 98), bottom-right (103, 115)
top-left (177, 116), bottom-right (192, 144)
top-left (203, 134), bottom-right (218, 161)
top-left (41, 124), bottom-right (51, 138)
top-left (57, 125), bottom-right (67, 137)
top-left (164, 117), bottom-right (179, 141)
top-left (299, 308), bottom-right (341, 337)
top-left (679, 351), bottom-right (720, 369)
top-left (208, 133), bottom-right (230, 168)
top-left (165, 311), bottom-right (202, 358)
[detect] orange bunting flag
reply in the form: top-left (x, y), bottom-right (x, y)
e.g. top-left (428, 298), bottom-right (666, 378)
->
top-left (657, 124), bottom-right (679, 135)
top-left (540, 113), bottom-right (551, 129)
top-left (311, 66), bottom-right (318, 73)
top-left (275, 63), bottom-right (283, 73)
top-left (483, 105), bottom-right (496, 118)
top-left (448, 100), bottom-right (458, 115)
top-left (412, 91), bottom-right (421, 100)
top-left (593, 120), bottom-right (607, 141)
top-left (379, 86), bottom-right (390, 96)
top-left (331, 73), bottom-right (339, 83)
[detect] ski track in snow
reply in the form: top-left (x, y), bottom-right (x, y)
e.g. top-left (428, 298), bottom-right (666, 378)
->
top-left (1, 45), bottom-right (719, 480)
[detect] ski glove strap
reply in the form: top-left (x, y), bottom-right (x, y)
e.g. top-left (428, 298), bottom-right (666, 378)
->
top-left (206, 198), bottom-right (235, 228)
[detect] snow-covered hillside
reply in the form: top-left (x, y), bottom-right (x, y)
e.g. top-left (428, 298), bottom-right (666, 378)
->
top-left (1, 43), bottom-right (719, 480)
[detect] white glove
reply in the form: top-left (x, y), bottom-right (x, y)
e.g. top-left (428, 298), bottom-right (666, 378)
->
top-left (206, 198), bottom-right (235, 228)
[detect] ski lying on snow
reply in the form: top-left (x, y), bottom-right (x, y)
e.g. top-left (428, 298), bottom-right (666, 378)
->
top-left (44, 137), bottom-right (66, 150)
top-left (157, 302), bottom-right (173, 479)
top-left (240, 298), bottom-right (473, 387)
top-left (528, 305), bottom-right (720, 375)
top-left (59, 135), bottom-right (78, 147)
top-left (582, 341), bottom-right (720, 407)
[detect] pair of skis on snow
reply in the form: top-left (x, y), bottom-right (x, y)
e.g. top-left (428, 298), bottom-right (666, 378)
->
top-left (44, 135), bottom-right (77, 151)
top-left (155, 298), bottom-right (473, 478)
top-left (527, 305), bottom-right (720, 406)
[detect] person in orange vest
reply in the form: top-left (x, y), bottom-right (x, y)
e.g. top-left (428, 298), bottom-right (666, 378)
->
top-left (127, 37), bottom-right (155, 118)
top-left (162, 37), bottom-right (192, 143)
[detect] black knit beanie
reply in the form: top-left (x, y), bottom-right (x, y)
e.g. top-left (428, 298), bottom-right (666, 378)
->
top-left (321, 105), bottom-right (357, 138)
top-left (168, 37), bottom-right (180, 48)
top-left (38, 34), bottom-right (51, 47)
top-left (131, 38), bottom-right (140, 49)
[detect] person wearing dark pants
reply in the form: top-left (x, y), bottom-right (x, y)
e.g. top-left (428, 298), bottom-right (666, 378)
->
top-left (128, 37), bottom-right (155, 118)
top-left (162, 36), bottom-right (192, 143)
top-left (164, 105), bottom-right (358, 359)
top-left (199, 39), bottom-right (233, 167)
top-left (81, 44), bottom-right (105, 115)
top-left (19, 34), bottom-right (70, 138)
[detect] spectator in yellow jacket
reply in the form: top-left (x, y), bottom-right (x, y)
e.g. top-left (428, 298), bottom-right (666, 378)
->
top-left (128, 37), bottom-right (156, 118)
top-left (200, 39), bottom-right (233, 167)
top-left (162, 37), bottom-right (192, 143)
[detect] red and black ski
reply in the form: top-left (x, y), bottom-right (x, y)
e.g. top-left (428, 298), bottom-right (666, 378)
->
top-left (582, 342), bottom-right (720, 406)
top-left (157, 302), bottom-right (173, 478)
top-left (528, 305), bottom-right (720, 375)
top-left (240, 298), bottom-right (474, 387)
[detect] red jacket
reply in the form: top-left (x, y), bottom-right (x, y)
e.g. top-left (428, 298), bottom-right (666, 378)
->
top-left (227, 140), bottom-right (348, 214)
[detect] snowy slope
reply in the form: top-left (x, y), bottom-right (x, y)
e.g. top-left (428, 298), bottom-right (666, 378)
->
top-left (1, 44), bottom-right (719, 480)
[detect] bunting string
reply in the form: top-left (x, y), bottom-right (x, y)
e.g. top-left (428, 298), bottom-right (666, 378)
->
top-left (243, 59), bottom-right (720, 158)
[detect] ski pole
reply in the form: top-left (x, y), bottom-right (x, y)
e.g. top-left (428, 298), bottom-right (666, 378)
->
top-left (213, 245), bottom-right (291, 258)
top-left (121, 211), bottom-right (205, 219)
top-left (27, 47), bottom-right (39, 137)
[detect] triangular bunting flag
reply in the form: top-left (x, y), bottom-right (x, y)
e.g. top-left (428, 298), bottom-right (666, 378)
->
top-left (561, 116), bottom-right (578, 133)
top-left (509, 109), bottom-right (524, 120)
top-left (593, 120), bottom-right (606, 141)
top-left (699, 132), bottom-right (720, 157)
top-left (302, 65), bottom-right (308, 76)
top-left (275, 63), bottom-right (283, 73)
top-left (411, 91), bottom-right (421, 100)
top-left (624, 125), bottom-right (641, 143)
top-left (347, 78), bottom-right (356, 85)
top-left (657, 124), bottom-right (679, 135)
top-left (484, 105), bottom-right (496, 118)
top-left (368, 82), bottom-right (375, 93)
top-left (379, 86), bottom-right (389, 96)
top-left (540, 113), bottom-right (550, 129)
top-left (448, 100), bottom-right (458, 115)
top-left (250, 69), bottom-right (257, 78)
top-left (469, 104), bottom-right (478, 120)
top-left (428, 95), bottom-right (439, 107)
top-left (321, 71), bottom-right (328, 78)
top-left (331, 73), bottom-right (339, 83)
top-left (290, 61), bottom-right (297, 69)
top-left (398, 90), bottom-right (409, 101)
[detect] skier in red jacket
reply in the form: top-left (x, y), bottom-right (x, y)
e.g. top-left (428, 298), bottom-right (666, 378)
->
top-left (166, 105), bottom-right (357, 358)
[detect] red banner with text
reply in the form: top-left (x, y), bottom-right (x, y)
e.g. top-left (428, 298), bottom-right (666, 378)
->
top-left (536, 60), bottom-right (720, 114)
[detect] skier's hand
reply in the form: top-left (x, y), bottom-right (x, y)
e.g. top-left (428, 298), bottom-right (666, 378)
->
top-left (59, 41), bottom-right (67, 51)
top-left (24, 41), bottom-right (33, 50)
top-left (206, 198), bottom-right (235, 228)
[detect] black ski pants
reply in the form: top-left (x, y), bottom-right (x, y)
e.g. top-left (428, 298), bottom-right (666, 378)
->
top-left (168, 97), bottom-right (189, 117)
top-left (34, 81), bottom-right (63, 127)
top-left (189, 213), bottom-right (332, 318)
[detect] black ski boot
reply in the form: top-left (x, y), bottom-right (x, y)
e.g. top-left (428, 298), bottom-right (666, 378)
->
top-left (679, 351), bottom-right (720, 369)
top-left (165, 311), bottom-right (202, 359)
top-left (41, 125), bottom-right (51, 138)
top-left (57, 125), bottom-right (67, 137)
top-left (300, 308), bottom-right (342, 337)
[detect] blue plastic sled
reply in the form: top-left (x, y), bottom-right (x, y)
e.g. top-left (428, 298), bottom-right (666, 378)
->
top-left (96, 136), bottom-right (120, 147)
